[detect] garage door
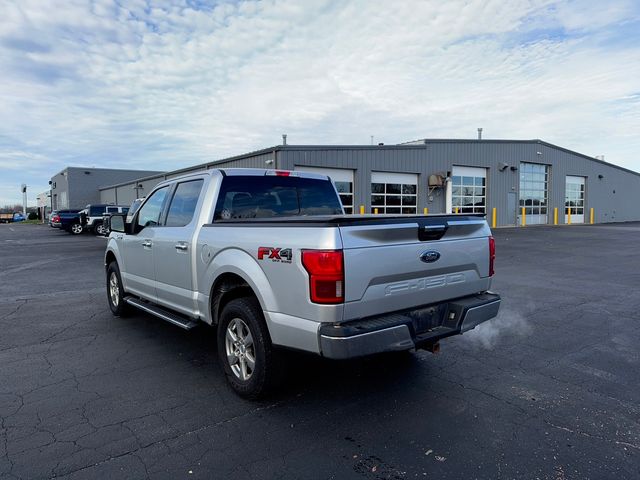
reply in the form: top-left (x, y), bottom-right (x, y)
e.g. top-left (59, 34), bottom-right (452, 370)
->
top-left (371, 172), bottom-right (417, 214)
top-left (565, 176), bottom-right (585, 224)
top-left (451, 166), bottom-right (487, 214)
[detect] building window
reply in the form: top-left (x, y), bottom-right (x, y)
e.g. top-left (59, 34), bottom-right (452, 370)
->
top-left (451, 166), bottom-right (486, 214)
top-left (370, 172), bottom-right (417, 214)
top-left (295, 166), bottom-right (354, 214)
top-left (565, 176), bottom-right (585, 223)
top-left (519, 163), bottom-right (549, 225)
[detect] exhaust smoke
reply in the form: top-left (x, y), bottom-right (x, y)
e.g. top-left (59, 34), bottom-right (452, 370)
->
top-left (463, 305), bottom-right (532, 349)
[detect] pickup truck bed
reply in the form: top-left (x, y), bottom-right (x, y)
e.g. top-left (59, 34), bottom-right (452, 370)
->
top-left (105, 168), bottom-right (500, 398)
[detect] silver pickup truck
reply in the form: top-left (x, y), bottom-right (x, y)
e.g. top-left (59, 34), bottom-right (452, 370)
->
top-left (105, 169), bottom-right (500, 398)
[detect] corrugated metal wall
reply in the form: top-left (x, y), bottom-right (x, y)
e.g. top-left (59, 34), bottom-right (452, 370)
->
top-left (97, 141), bottom-right (640, 226)
top-left (277, 142), bottom-right (640, 225)
top-left (99, 151), bottom-right (276, 204)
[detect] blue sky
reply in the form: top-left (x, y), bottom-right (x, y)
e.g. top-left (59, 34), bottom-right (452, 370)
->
top-left (1, 0), bottom-right (639, 206)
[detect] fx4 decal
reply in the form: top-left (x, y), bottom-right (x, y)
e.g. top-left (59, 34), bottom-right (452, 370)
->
top-left (257, 247), bottom-right (293, 263)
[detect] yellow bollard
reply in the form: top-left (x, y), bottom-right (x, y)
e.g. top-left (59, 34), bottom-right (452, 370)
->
top-left (590, 208), bottom-right (594, 224)
top-left (554, 207), bottom-right (558, 225)
top-left (492, 208), bottom-right (496, 228)
top-left (567, 208), bottom-right (571, 225)
top-left (374, 208), bottom-right (379, 214)
top-left (454, 207), bottom-right (459, 214)
top-left (359, 205), bottom-right (364, 215)
top-left (521, 207), bottom-right (526, 227)
top-left (423, 207), bottom-right (428, 215)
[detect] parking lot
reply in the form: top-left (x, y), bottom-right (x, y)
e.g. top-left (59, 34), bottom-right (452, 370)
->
top-left (0, 223), bottom-right (639, 479)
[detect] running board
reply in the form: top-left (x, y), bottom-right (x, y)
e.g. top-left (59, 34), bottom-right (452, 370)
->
top-left (124, 297), bottom-right (199, 330)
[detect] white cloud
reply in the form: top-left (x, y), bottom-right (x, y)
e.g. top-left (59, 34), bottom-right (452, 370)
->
top-left (0, 0), bottom-right (639, 205)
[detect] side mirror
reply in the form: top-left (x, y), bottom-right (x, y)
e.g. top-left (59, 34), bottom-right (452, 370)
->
top-left (110, 214), bottom-right (126, 233)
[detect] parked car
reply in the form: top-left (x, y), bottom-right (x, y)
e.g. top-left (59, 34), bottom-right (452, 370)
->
top-left (79, 204), bottom-right (130, 235)
top-left (58, 211), bottom-right (84, 234)
top-left (105, 169), bottom-right (500, 398)
top-left (50, 209), bottom-right (80, 229)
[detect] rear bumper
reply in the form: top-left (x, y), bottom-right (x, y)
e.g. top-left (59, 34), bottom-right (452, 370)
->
top-left (319, 292), bottom-right (500, 359)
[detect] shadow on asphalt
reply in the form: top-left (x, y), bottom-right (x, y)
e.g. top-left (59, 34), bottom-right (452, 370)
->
top-left (117, 309), bottom-right (426, 403)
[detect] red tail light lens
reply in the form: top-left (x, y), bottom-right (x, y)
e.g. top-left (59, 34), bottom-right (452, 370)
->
top-left (489, 236), bottom-right (495, 277)
top-left (301, 250), bottom-right (344, 304)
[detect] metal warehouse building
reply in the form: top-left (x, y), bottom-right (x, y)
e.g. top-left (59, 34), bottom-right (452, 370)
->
top-left (50, 167), bottom-right (164, 211)
top-left (99, 139), bottom-right (640, 227)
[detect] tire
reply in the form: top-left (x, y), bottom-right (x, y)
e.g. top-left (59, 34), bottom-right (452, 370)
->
top-left (95, 223), bottom-right (106, 236)
top-left (70, 223), bottom-right (83, 235)
top-left (106, 262), bottom-right (130, 316)
top-left (217, 297), bottom-right (282, 399)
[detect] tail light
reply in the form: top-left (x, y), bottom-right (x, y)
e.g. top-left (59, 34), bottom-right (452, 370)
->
top-left (489, 236), bottom-right (495, 277)
top-left (301, 250), bottom-right (344, 304)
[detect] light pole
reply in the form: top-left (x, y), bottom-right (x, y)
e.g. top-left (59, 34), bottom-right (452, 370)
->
top-left (21, 184), bottom-right (27, 216)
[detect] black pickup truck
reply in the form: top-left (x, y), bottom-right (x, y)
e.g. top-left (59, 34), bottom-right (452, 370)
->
top-left (54, 210), bottom-right (84, 234)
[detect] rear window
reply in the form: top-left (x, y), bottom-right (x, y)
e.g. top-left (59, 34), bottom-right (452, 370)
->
top-left (213, 175), bottom-right (343, 221)
top-left (89, 206), bottom-right (106, 216)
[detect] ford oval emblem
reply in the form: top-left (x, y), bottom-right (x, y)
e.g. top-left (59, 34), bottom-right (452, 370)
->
top-left (420, 250), bottom-right (441, 263)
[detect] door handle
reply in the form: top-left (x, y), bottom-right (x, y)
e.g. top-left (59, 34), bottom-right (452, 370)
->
top-left (175, 242), bottom-right (189, 252)
top-left (141, 240), bottom-right (152, 248)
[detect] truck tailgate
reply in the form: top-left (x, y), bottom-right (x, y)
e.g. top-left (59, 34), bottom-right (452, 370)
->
top-left (340, 217), bottom-right (492, 320)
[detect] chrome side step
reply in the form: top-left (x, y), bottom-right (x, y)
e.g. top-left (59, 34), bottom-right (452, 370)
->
top-left (124, 297), bottom-right (199, 330)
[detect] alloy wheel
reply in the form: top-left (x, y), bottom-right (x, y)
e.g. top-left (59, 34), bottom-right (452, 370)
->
top-left (225, 318), bottom-right (255, 381)
top-left (109, 272), bottom-right (119, 307)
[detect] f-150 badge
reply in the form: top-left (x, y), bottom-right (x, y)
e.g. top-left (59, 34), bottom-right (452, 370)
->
top-left (258, 247), bottom-right (292, 263)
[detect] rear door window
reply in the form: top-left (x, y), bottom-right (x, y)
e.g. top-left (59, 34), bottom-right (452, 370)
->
top-left (165, 180), bottom-right (204, 227)
top-left (214, 175), bottom-right (343, 221)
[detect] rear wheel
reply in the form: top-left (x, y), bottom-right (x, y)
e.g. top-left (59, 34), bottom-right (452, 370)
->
top-left (107, 262), bottom-right (130, 316)
top-left (70, 223), bottom-right (83, 235)
top-left (217, 297), bottom-right (281, 399)
top-left (95, 223), bottom-right (106, 235)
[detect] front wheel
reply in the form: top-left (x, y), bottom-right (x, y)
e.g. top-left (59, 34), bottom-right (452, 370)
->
top-left (106, 262), bottom-right (130, 316)
top-left (217, 297), bottom-right (281, 399)
top-left (70, 223), bottom-right (83, 235)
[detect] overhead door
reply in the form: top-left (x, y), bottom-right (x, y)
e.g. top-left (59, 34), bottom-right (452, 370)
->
top-left (451, 166), bottom-right (487, 214)
top-left (565, 176), bottom-right (586, 224)
top-left (520, 163), bottom-right (549, 225)
top-left (370, 172), bottom-right (417, 214)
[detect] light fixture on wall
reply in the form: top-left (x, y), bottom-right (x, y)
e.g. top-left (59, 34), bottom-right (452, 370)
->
top-left (510, 166), bottom-right (518, 171)
top-left (598, 174), bottom-right (604, 179)
top-left (498, 162), bottom-right (509, 172)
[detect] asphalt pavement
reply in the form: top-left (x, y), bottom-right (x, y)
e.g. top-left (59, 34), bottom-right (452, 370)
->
top-left (0, 222), bottom-right (639, 479)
